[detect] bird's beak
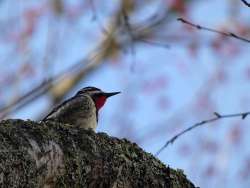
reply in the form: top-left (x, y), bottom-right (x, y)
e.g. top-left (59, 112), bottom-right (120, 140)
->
top-left (103, 91), bottom-right (121, 98)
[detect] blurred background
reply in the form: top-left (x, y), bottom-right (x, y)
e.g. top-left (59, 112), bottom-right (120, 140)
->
top-left (0, 0), bottom-right (250, 187)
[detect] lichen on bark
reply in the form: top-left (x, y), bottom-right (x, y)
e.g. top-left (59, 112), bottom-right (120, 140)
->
top-left (0, 119), bottom-right (196, 188)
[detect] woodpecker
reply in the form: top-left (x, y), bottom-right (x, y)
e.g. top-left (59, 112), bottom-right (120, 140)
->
top-left (43, 87), bottom-right (120, 131)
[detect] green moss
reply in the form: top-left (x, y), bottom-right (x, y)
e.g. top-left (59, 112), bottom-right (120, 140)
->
top-left (0, 119), bottom-right (196, 188)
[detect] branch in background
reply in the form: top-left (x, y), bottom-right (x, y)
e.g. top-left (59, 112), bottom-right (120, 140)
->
top-left (0, 83), bottom-right (51, 119)
top-left (88, 0), bottom-right (97, 20)
top-left (155, 111), bottom-right (250, 156)
top-left (0, 1), bottom-right (142, 118)
top-left (0, 51), bottom-right (99, 119)
top-left (241, 0), bottom-right (250, 7)
top-left (88, 0), bottom-right (108, 34)
top-left (49, 0), bottom-right (136, 103)
top-left (0, 1), bottom-right (173, 119)
top-left (120, 8), bottom-right (171, 71)
top-left (0, 80), bottom-right (50, 114)
top-left (138, 39), bottom-right (170, 49)
top-left (0, 0), bottom-right (129, 119)
top-left (121, 7), bottom-right (137, 71)
top-left (177, 18), bottom-right (250, 43)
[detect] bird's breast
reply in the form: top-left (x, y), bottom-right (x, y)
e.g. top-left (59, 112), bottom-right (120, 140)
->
top-left (76, 114), bottom-right (97, 130)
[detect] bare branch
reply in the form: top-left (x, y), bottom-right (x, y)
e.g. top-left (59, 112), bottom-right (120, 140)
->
top-left (0, 80), bottom-right (51, 119)
top-left (121, 8), bottom-right (136, 70)
top-left (177, 17), bottom-right (250, 43)
top-left (241, 0), bottom-right (250, 7)
top-left (88, 0), bottom-right (108, 34)
top-left (155, 111), bottom-right (250, 156)
top-left (0, 1), bottom-right (171, 119)
top-left (137, 39), bottom-right (170, 49)
top-left (0, 51), bottom-right (100, 119)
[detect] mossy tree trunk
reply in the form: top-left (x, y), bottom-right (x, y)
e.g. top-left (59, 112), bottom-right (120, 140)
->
top-left (0, 119), bottom-right (196, 188)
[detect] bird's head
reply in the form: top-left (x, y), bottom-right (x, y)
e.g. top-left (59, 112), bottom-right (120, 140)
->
top-left (76, 86), bottom-right (120, 110)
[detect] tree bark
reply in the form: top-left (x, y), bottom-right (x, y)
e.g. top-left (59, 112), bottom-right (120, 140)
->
top-left (0, 119), bottom-right (196, 188)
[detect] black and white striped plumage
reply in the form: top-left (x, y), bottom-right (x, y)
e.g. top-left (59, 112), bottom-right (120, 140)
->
top-left (43, 87), bottom-right (120, 131)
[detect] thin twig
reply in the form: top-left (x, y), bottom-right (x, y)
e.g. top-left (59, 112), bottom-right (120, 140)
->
top-left (155, 111), bottom-right (250, 156)
top-left (138, 39), bottom-right (170, 49)
top-left (88, 0), bottom-right (108, 34)
top-left (0, 80), bottom-right (50, 113)
top-left (88, 0), bottom-right (97, 20)
top-left (177, 18), bottom-right (250, 43)
top-left (0, 52), bottom-right (99, 119)
top-left (241, 0), bottom-right (250, 7)
top-left (0, 4), bottom-right (172, 118)
top-left (122, 8), bottom-right (137, 71)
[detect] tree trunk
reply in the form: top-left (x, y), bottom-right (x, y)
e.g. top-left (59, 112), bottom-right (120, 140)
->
top-left (0, 119), bottom-right (196, 188)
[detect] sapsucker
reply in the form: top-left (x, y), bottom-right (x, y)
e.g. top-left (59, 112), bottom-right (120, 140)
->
top-left (43, 87), bottom-right (120, 131)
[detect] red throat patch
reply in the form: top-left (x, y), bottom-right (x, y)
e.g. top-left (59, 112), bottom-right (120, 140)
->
top-left (95, 96), bottom-right (107, 110)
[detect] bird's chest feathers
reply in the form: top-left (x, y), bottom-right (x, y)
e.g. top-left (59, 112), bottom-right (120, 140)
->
top-left (77, 99), bottom-right (98, 130)
top-left (77, 114), bottom-right (97, 130)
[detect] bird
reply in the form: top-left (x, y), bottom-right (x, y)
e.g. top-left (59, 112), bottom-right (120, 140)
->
top-left (42, 86), bottom-right (120, 131)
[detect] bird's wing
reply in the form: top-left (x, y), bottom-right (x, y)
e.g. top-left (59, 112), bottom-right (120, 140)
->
top-left (42, 95), bottom-right (86, 121)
